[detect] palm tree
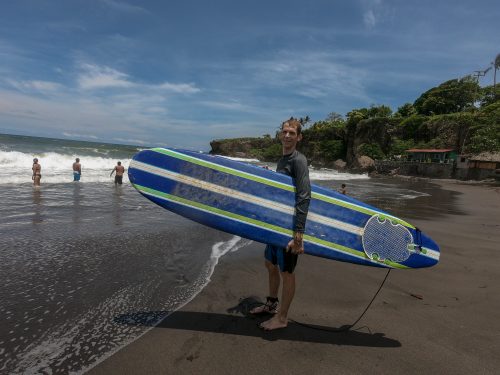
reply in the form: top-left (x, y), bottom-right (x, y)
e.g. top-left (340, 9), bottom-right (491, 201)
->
top-left (494, 53), bottom-right (500, 90)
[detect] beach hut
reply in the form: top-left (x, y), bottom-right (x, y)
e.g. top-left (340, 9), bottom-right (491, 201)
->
top-left (405, 149), bottom-right (457, 163)
top-left (455, 152), bottom-right (500, 180)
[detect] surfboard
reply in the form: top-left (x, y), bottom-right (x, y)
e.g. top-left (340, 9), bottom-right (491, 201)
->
top-left (128, 148), bottom-right (440, 269)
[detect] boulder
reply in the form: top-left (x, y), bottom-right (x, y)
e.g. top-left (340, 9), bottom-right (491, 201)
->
top-left (334, 159), bottom-right (347, 170)
top-left (357, 156), bottom-right (375, 171)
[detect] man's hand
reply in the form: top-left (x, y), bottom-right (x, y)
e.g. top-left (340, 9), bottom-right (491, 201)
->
top-left (286, 232), bottom-right (304, 254)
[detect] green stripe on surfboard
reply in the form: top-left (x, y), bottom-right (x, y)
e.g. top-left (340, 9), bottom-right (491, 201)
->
top-left (151, 148), bottom-right (415, 230)
top-left (132, 182), bottom-right (407, 269)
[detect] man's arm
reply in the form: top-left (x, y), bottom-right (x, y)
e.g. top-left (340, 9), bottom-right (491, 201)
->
top-left (110, 167), bottom-right (116, 177)
top-left (287, 154), bottom-right (311, 254)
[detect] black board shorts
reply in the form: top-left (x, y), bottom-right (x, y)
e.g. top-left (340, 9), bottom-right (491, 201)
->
top-left (265, 244), bottom-right (298, 273)
top-left (115, 175), bottom-right (123, 184)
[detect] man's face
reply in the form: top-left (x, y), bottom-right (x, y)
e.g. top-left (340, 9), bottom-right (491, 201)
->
top-left (280, 123), bottom-right (302, 151)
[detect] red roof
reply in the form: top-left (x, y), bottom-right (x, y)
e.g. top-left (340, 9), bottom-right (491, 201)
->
top-left (406, 149), bottom-right (454, 153)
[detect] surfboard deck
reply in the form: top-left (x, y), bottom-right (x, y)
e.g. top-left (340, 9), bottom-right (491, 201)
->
top-left (128, 148), bottom-right (440, 269)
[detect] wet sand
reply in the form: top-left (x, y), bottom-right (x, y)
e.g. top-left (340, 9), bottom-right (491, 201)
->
top-left (87, 181), bottom-right (500, 375)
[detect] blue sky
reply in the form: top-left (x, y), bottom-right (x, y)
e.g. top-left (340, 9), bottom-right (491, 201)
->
top-left (0, 0), bottom-right (498, 150)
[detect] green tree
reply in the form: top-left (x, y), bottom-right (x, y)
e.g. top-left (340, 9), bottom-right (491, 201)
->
top-left (367, 105), bottom-right (392, 118)
top-left (399, 115), bottom-right (427, 141)
top-left (479, 85), bottom-right (500, 107)
top-left (261, 143), bottom-right (282, 160)
top-left (358, 143), bottom-right (385, 160)
top-left (395, 103), bottom-right (416, 118)
top-left (414, 76), bottom-right (479, 115)
top-left (389, 138), bottom-right (415, 157)
top-left (319, 140), bottom-right (345, 160)
top-left (326, 112), bottom-right (344, 122)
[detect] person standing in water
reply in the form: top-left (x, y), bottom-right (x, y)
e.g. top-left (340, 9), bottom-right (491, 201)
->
top-left (32, 158), bottom-right (41, 186)
top-left (250, 117), bottom-right (311, 331)
top-left (73, 158), bottom-right (82, 181)
top-left (110, 161), bottom-right (125, 185)
top-left (339, 183), bottom-right (347, 195)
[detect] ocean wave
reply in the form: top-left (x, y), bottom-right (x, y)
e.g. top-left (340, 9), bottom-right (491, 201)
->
top-left (79, 236), bottom-right (251, 375)
top-left (309, 168), bottom-right (370, 181)
top-left (213, 154), bottom-right (370, 181)
top-left (0, 150), bottom-right (131, 185)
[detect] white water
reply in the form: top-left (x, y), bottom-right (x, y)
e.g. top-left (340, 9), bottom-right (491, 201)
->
top-left (0, 150), bottom-right (131, 185)
top-left (221, 155), bottom-right (370, 181)
top-left (78, 235), bottom-right (251, 375)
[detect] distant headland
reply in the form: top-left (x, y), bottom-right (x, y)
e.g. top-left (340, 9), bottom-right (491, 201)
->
top-left (210, 77), bottom-right (500, 180)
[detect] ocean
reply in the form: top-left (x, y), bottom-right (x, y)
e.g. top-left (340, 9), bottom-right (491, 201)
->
top-left (0, 133), bottom-right (451, 374)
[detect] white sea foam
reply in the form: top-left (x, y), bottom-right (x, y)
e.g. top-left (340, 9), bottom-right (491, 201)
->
top-left (215, 155), bottom-right (370, 181)
top-left (218, 155), bottom-right (261, 163)
top-left (309, 167), bottom-right (370, 181)
top-left (0, 150), bottom-right (130, 185)
top-left (7, 235), bottom-right (251, 375)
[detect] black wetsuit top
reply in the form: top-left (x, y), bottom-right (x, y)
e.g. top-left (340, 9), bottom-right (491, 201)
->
top-left (276, 150), bottom-right (311, 233)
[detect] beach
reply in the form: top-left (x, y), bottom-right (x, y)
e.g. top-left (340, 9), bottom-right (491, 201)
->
top-left (2, 134), bottom-right (499, 374)
top-left (86, 180), bottom-right (500, 375)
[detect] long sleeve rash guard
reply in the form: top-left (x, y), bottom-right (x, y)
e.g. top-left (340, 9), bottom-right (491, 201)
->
top-left (276, 150), bottom-right (311, 233)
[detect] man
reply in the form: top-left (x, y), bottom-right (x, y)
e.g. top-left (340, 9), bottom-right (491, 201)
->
top-left (73, 158), bottom-right (82, 181)
top-left (339, 183), bottom-right (347, 195)
top-left (32, 158), bottom-right (41, 186)
top-left (110, 161), bottom-right (125, 185)
top-left (251, 117), bottom-right (311, 331)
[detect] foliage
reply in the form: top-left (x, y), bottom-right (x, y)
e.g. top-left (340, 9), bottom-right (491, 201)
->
top-left (394, 103), bottom-right (416, 118)
top-left (468, 102), bottom-right (500, 153)
top-left (260, 143), bottom-right (282, 160)
top-left (367, 105), bottom-right (392, 118)
top-left (399, 115), bottom-right (427, 141)
top-left (388, 138), bottom-right (415, 157)
top-left (326, 112), bottom-right (344, 122)
top-left (413, 76), bottom-right (479, 115)
top-left (318, 140), bottom-right (345, 160)
top-left (357, 143), bottom-right (385, 160)
top-left (347, 105), bottom-right (393, 121)
top-left (212, 76), bottom-right (500, 164)
top-left (479, 85), bottom-right (500, 107)
top-left (468, 123), bottom-right (500, 153)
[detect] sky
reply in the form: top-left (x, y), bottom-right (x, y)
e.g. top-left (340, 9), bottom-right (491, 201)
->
top-left (0, 0), bottom-right (498, 150)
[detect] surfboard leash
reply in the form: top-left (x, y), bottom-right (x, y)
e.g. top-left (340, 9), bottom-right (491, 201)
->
top-left (290, 268), bottom-right (392, 333)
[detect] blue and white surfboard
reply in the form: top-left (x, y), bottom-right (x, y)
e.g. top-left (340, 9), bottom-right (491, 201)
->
top-left (128, 148), bottom-right (440, 269)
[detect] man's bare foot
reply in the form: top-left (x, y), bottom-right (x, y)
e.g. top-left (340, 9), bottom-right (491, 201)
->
top-left (250, 298), bottom-right (279, 314)
top-left (259, 315), bottom-right (288, 330)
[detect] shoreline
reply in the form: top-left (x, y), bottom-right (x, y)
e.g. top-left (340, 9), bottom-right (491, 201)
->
top-left (87, 180), bottom-right (500, 375)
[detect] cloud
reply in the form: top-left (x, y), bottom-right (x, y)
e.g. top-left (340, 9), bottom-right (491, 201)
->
top-left (77, 63), bottom-right (201, 94)
top-left (363, 10), bottom-right (377, 28)
top-left (113, 137), bottom-right (147, 145)
top-left (249, 51), bottom-right (371, 101)
top-left (78, 64), bottom-right (133, 90)
top-left (199, 100), bottom-right (252, 111)
top-left (361, 0), bottom-right (388, 29)
top-left (63, 132), bottom-right (98, 139)
top-left (157, 82), bottom-right (201, 94)
top-left (100, 0), bottom-right (149, 14)
top-left (6, 79), bottom-right (63, 93)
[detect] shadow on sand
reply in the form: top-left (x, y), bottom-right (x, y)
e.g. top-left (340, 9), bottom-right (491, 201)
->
top-left (114, 298), bottom-right (401, 348)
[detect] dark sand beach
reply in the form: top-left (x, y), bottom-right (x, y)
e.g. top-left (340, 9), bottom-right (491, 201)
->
top-left (87, 181), bottom-right (500, 375)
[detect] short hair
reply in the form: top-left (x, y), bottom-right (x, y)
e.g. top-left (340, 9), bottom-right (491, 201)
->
top-left (117, 161), bottom-right (121, 165)
top-left (281, 117), bottom-right (302, 135)
top-left (76, 158), bottom-right (80, 162)
top-left (33, 158), bottom-right (38, 162)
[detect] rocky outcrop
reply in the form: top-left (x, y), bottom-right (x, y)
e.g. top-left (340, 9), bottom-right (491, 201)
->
top-left (334, 159), bottom-right (347, 170)
top-left (356, 156), bottom-right (375, 171)
top-left (345, 117), bottom-right (398, 166)
top-left (209, 137), bottom-right (276, 158)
